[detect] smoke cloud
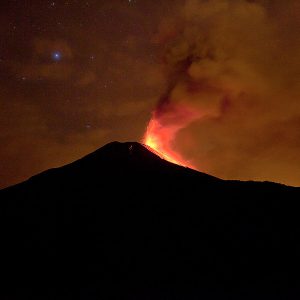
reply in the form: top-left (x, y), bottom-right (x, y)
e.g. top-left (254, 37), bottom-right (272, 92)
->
top-left (148, 0), bottom-right (300, 185)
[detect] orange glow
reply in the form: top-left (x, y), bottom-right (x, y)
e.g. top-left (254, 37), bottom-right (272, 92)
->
top-left (143, 116), bottom-right (195, 169)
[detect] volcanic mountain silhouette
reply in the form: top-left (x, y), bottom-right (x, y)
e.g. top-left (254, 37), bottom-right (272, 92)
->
top-left (1, 141), bottom-right (300, 299)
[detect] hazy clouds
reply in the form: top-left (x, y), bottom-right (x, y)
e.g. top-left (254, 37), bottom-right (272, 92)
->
top-left (152, 0), bottom-right (300, 186)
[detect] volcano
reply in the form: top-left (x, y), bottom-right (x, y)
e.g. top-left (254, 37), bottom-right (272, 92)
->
top-left (1, 141), bottom-right (300, 299)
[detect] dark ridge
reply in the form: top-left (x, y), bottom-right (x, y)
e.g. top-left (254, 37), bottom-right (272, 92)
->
top-left (3, 141), bottom-right (218, 191)
top-left (0, 141), bottom-right (299, 299)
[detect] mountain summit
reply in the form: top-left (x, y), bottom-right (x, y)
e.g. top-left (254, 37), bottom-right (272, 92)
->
top-left (1, 141), bottom-right (300, 299)
top-left (6, 141), bottom-right (216, 190)
top-left (67, 140), bottom-right (193, 172)
top-left (77, 141), bottom-right (163, 164)
top-left (55, 140), bottom-right (199, 173)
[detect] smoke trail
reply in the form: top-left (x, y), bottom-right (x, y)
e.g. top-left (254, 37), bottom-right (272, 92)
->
top-left (143, 55), bottom-right (201, 167)
top-left (143, 0), bottom-right (239, 166)
top-left (145, 0), bottom-right (300, 184)
top-left (144, 0), bottom-right (281, 167)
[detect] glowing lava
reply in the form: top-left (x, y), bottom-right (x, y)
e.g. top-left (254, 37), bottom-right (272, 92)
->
top-left (143, 115), bottom-right (195, 169)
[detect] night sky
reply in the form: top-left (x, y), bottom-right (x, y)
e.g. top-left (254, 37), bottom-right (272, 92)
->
top-left (0, 0), bottom-right (299, 188)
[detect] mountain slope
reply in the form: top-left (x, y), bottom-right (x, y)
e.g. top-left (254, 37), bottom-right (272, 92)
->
top-left (0, 141), bottom-right (299, 299)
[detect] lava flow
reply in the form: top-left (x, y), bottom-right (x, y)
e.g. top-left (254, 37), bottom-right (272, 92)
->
top-left (143, 114), bottom-right (195, 169)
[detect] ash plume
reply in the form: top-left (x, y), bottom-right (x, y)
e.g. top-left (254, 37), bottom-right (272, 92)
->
top-left (145, 0), bottom-right (300, 185)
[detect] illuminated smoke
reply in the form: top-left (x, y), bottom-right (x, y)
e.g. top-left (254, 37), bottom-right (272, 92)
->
top-left (143, 0), bottom-right (300, 177)
top-left (143, 56), bottom-right (200, 168)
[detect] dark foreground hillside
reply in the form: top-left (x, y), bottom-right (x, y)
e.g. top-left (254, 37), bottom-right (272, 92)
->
top-left (1, 141), bottom-right (300, 299)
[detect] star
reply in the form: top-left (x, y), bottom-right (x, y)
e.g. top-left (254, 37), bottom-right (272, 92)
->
top-left (52, 51), bottom-right (62, 61)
